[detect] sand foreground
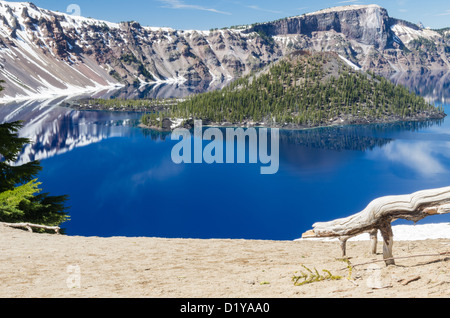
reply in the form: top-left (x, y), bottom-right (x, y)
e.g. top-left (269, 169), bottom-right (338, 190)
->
top-left (1, 224), bottom-right (448, 298)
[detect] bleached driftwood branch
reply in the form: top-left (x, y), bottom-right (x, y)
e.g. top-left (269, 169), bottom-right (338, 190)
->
top-left (302, 187), bottom-right (450, 265)
top-left (1, 222), bottom-right (60, 234)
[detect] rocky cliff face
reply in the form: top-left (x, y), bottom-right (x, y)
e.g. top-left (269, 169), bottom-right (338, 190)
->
top-left (0, 1), bottom-right (448, 102)
top-left (250, 5), bottom-right (392, 50)
top-left (255, 5), bottom-right (449, 76)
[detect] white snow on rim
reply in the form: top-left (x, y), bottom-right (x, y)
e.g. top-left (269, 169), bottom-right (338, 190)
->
top-left (297, 223), bottom-right (450, 242)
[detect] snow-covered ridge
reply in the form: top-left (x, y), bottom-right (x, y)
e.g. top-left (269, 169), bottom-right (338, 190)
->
top-left (0, 1), bottom-right (224, 38)
top-left (305, 4), bottom-right (382, 16)
top-left (0, 0), bottom-right (120, 29)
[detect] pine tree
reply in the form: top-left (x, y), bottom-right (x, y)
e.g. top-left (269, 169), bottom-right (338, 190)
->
top-left (0, 121), bottom-right (41, 193)
top-left (0, 120), bottom-right (69, 228)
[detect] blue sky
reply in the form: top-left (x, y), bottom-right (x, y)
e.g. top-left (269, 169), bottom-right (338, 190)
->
top-left (26, 0), bottom-right (450, 30)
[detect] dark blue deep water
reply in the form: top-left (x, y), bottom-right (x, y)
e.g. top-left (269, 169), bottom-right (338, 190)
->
top-left (2, 98), bottom-right (450, 240)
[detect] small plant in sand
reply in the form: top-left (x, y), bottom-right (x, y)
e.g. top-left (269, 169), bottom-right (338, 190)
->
top-left (339, 258), bottom-right (354, 281)
top-left (292, 265), bottom-right (343, 286)
top-left (292, 259), bottom-right (355, 286)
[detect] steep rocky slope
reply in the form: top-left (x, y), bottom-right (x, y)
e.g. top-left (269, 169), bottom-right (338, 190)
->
top-left (0, 2), bottom-right (448, 102)
top-left (0, 1), bottom-right (279, 102)
top-left (251, 5), bottom-right (449, 75)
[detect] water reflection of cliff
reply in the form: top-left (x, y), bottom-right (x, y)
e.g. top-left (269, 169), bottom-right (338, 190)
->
top-left (280, 120), bottom-right (442, 151)
top-left (96, 80), bottom-right (232, 100)
top-left (390, 70), bottom-right (450, 103)
top-left (279, 120), bottom-right (444, 171)
top-left (98, 70), bottom-right (449, 102)
top-left (0, 99), bottom-right (141, 164)
top-left (105, 70), bottom-right (448, 102)
top-left (0, 80), bottom-right (228, 165)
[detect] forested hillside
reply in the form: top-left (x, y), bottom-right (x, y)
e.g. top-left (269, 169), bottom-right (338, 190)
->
top-left (142, 51), bottom-right (445, 130)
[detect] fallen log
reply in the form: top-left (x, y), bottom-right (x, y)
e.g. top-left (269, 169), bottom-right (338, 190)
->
top-left (1, 222), bottom-right (60, 234)
top-left (302, 187), bottom-right (450, 266)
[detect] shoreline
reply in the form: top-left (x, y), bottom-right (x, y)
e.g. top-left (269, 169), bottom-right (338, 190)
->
top-left (137, 112), bottom-right (447, 133)
top-left (53, 222), bottom-right (449, 242)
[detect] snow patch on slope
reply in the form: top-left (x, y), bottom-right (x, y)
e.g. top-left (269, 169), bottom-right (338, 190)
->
top-left (339, 55), bottom-right (361, 71)
top-left (391, 23), bottom-right (441, 44)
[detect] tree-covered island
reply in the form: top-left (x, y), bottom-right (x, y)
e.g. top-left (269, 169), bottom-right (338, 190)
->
top-left (78, 51), bottom-right (446, 131)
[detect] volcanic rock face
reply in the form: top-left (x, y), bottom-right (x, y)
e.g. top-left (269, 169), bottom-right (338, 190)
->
top-left (250, 5), bottom-right (392, 50)
top-left (0, 1), bottom-right (448, 101)
top-left (255, 5), bottom-right (449, 76)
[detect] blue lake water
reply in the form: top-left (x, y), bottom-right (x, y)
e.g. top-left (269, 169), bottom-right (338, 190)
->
top-left (1, 97), bottom-right (450, 240)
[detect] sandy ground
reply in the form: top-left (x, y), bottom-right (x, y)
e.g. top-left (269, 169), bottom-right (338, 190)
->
top-left (0, 224), bottom-right (448, 298)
